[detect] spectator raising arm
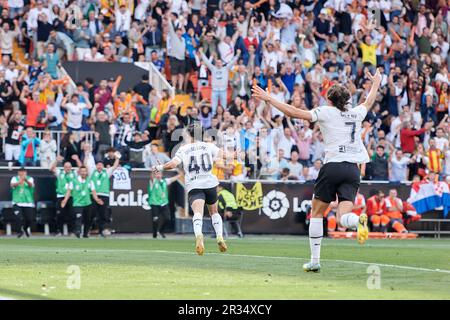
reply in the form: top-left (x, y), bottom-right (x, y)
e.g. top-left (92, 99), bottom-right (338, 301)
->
top-left (360, 68), bottom-right (382, 111)
top-left (251, 84), bottom-right (312, 120)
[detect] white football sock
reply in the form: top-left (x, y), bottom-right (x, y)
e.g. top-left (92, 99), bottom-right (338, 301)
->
top-left (309, 218), bottom-right (323, 264)
top-left (211, 213), bottom-right (223, 238)
top-left (340, 213), bottom-right (359, 230)
top-left (192, 212), bottom-right (203, 237)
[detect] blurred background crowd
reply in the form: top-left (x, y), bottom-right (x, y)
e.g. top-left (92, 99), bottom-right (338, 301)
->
top-left (0, 0), bottom-right (449, 185)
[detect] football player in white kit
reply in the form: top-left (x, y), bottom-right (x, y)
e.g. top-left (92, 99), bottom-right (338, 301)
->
top-left (151, 123), bottom-right (227, 255)
top-left (252, 69), bottom-right (382, 273)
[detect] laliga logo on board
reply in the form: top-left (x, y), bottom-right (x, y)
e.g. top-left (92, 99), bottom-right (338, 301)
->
top-left (109, 190), bottom-right (150, 210)
top-left (262, 190), bottom-right (290, 219)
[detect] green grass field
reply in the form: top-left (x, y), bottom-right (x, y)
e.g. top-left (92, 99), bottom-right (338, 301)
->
top-left (0, 236), bottom-right (449, 300)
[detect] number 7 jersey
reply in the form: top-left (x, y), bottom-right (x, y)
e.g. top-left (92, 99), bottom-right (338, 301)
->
top-left (309, 104), bottom-right (370, 164)
top-left (174, 142), bottom-right (220, 192)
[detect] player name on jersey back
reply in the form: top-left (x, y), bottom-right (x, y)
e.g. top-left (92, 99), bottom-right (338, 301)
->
top-left (174, 142), bottom-right (220, 192)
top-left (309, 105), bottom-right (370, 164)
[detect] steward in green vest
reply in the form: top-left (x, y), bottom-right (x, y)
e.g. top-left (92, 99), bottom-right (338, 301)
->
top-left (147, 171), bottom-right (179, 238)
top-left (51, 160), bottom-right (76, 235)
top-left (10, 167), bottom-right (35, 238)
top-left (62, 166), bottom-right (103, 239)
top-left (90, 159), bottom-right (119, 237)
top-left (217, 185), bottom-right (243, 238)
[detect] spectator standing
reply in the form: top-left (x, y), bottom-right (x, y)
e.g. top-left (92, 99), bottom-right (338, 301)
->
top-left (39, 131), bottom-right (57, 168)
top-left (73, 19), bottom-right (93, 60)
top-left (10, 167), bottom-right (35, 238)
top-left (370, 145), bottom-right (389, 181)
top-left (167, 12), bottom-right (186, 93)
top-left (19, 86), bottom-right (47, 129)
top-left (231, 64), bottom-right (251, 101)
top-left (400, 121), bottom-right (432, 154)
top-left (61, 93), bottom-right (92, 131)
top-left (47, 85), bottom-right (64, 130)
top-left (115, 112), bottom-right (137, 157)
top-left (41, 43), bottom-right (59, 79)
top-left (115, 3), bottom-right (132, 39)
top-left (92, 110), bottom-right (112, 161)
top-left (4, 110), bottom-right (24, 162)
top-left (36, 13), bottom-right (52, 58)
top-left (133, 74), bottom-right (153, 132)
top-left (389, 149), bottom-right (410, 182)
top-left (50, 158), bottom-right (76, 236)
top-left (198, 47), bottom-right (240, 115)
top-left (61, 131), bottom-right (82, 167)
top-left (64, 166), bottom-right (103, 238)
top-left (147, 170), bottom-right (179, 238)
top-left (19, 127), bottom-right (40, 166)
top-left (425, 138), bottom-right (444, 175)
top-left (89, 158), bottom-right (119, 237)
top-left (143, 142), bottom-right (170, 168)
top-left (313, 9), bottom-right (331, 54)
top-left (277, 127), bottom-right (295, 158)
top-left (125, 132), bottom-right (152, 168)
top-left (286, 151), bottom-right (303, 180)
top-left (0, 19), bottom-right (20, 57)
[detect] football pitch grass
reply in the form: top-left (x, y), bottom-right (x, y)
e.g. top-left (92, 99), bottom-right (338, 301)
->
top-left (0, 236), bottom-right (449, 300)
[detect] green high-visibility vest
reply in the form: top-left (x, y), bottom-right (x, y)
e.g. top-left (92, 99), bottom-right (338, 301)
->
top-left (91, 169), bottom-right (110, 196)
top-left (148, 178), bottom-right (169, 206)
top-left (56, 169), bottom-right (76, 197)
top-left (71, 176), bottom-right (93, 207)
top-left (11, 176), bottom-right (35, 206)
top-left (218, 189), bottom-right (238, 210)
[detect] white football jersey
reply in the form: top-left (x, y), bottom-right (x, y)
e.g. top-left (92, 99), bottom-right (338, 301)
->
top-left (309, 105), bottom-right (370, 164)
top-left (174, 142), bottom-right (220, 192)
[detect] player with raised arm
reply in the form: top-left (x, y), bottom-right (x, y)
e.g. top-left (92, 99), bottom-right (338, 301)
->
top-left (252, 69), bottom-right (382, 273)
top-left (151, 123), bottom-right (227, 255)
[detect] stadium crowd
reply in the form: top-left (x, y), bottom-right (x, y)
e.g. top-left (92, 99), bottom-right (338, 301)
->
top-left (0, 0), bottom-right (450, 184)
top-left (0, 0), bottom-right (450, 236)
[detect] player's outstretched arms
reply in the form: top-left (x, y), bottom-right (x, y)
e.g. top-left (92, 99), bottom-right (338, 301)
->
top-left (251, 84), bottom-right (312, 121)
top-left (361, 68), bottom-right (382, 111)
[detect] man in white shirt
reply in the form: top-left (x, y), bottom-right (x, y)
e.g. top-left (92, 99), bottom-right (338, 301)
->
top-left (27, 0), bottom-right (52, 32)
top-left (61, 93), bottom-right (92, 131)
top-left (115, 4), bottom-right (131, 36)
top-left (8, 1), bottom-right (24, 18)
top-left (262, 42), bottom-right (280, 73)
top-left (287, 151), bottom-right (304, 179)
top-left (170, 0), bottom-right (189, 15)
top-left (83, 46), bottom-right (105, 62)
top-left (269, 81), bottom-right (289, 118)
top-left (47, 88), bottom-right (64, 130)
top-left (277, 127), bottom-right (296, 157)
top-left (306, 159), bottom-right (323, 181)
top-left (0, 20), bottom-right (20, 56)
top-left (4, 60), bottom-right (19, 83)
top-left (218, 36), bottom-right (236, 64)
top-left (435, 127), bottom-right (449, 151)
top-left (389, 149), bottom-right (410, 182)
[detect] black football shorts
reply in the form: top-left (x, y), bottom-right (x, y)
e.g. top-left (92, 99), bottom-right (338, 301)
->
top-left (188, 187), bottom-right (218, 206)
top-left (313, 161), bottom-right (360, 203)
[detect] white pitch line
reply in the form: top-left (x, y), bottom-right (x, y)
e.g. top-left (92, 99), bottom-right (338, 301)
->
top-left (151, 250), bottom-right (450, 274)
top-left (2, 247), bottom-right (450, 274)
